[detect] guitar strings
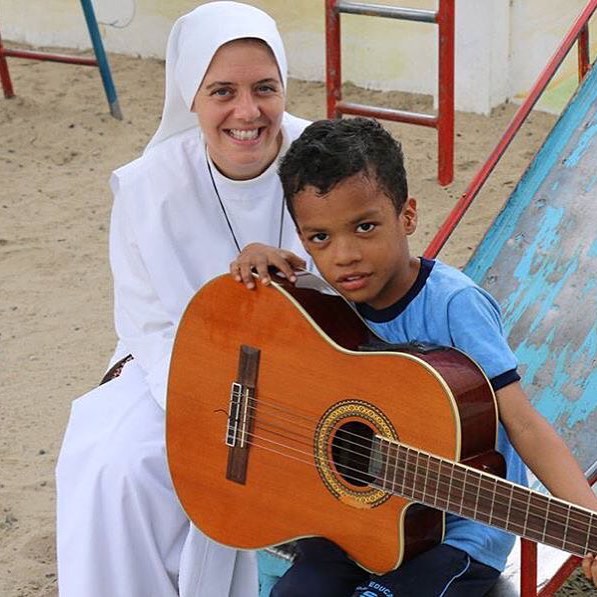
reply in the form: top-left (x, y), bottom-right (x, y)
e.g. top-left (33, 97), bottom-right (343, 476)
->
top-left (239, 425), bottom-right (595, 554)
top-left (224, 396), bottom-right (595, 552)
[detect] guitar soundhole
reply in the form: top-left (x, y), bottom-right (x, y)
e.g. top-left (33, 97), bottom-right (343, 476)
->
top-left (331, 421), bottom-right (375, 487)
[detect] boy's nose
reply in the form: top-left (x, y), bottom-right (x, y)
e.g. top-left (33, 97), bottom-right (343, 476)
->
top-left (334, 238), bottom-right (362, 266)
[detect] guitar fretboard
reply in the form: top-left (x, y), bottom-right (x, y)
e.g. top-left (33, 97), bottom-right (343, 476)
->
top-left (371, 437), bottom-right (596, 556)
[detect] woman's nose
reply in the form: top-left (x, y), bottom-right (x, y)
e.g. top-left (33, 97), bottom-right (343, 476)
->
top-left (234, 92), bottom-right (260, 121)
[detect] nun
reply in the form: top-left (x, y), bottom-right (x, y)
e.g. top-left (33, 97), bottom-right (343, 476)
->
top-left (56, 2), bottom-right (310, 595)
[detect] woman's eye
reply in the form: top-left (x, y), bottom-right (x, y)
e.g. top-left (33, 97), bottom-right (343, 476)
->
top-left (211, 88), bottom-right (232, 97)
top-left (357, 222), bottom-right (375, 233)
top-left (256, 84), bottom-right (276, 94)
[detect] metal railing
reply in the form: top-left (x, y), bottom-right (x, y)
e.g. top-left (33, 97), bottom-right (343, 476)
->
top-left (0, 0), bottom-right (121, 119)
top-left (424, 0), bottom-right (596, 259)
top-left (325, 0), bottom-right (455, 186)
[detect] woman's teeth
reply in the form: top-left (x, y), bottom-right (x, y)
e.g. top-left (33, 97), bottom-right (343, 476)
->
top-left (229, 129), bottom-right (259, 141)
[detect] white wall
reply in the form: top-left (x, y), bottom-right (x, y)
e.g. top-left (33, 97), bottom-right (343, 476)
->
top-left (0, 0), bottom-right (595, 114)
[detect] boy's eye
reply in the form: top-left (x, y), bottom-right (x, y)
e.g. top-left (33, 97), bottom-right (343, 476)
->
top-left (309, 232), bottom-right (329, 243)
top-left (356, 222), bottom-right (376, 233)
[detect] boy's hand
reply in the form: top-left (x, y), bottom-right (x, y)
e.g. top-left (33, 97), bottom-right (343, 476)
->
top-left (230, 243), bottom-right (306, 289)
top-left (582, 553), bottom-right (596, 587)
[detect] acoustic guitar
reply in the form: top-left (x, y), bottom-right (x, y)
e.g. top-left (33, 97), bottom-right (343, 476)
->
top-left (166, 271), bottom-right (596, 573)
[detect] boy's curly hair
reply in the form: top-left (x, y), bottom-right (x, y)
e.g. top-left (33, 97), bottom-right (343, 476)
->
top-left (279, 117), bottom-right (408, 219)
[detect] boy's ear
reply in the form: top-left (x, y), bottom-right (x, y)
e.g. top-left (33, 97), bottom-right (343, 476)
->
top-left (402, 197), bottom-right (417, 234)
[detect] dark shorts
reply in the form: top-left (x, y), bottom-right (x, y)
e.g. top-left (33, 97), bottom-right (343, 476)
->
top-left (271, 538), bottom-right (500, 597)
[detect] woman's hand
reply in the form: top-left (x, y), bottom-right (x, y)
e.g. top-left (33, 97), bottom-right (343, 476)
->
top-left (230, 242), bottom-right (307, 289)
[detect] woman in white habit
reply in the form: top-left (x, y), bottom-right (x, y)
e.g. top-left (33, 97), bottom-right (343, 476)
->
top-left (56, 2), bottom-right (310, 595)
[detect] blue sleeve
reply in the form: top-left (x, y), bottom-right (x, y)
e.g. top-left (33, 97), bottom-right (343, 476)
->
top-left (446, 287), bottom-right (519, 389)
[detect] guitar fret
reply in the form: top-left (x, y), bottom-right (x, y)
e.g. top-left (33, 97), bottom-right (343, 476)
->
top-left (544, 497), bottom-right (570, 551)
top-left (542, 498), bottom-right (550, 543)
top-left (435, 460), bottom-right (449, 511)
top-left (507, 485), bottom-right (531, 535)
top-left (487, 476), bottom-right (497, 527)
top-left (461, 468), bottom-right (481, 521)
top-left (505, 484), bottom-right (514, 533)
top-left (393, 446), bottom-right (406, 495)
top-left (374, 437), bottom-right (595, 557)
top-left (412, 450), bottom-right (421, 501)
top-left (472, 470), bottom-right (481, 520)
top-left (380, 439), bottom-right (391, 492)
top-left (562, 504), bottom-right (572, 551)
top-left (459, 468), bottom-right (469, 517)
top-left (404, 447), bottom-right (416, 500)
top-left (584, 514), bottom-right (597, 554)
top-left (523, 491), bottom-right (532, 536)
top-left (422, 452), bottom-right (430, 502)
top-left (385, 439), bottom-right (396, 493)
top-left (446, 460), bottom-right (455, 512)
top-left (452, 462), bottom-right (466, 516)
top-left (431, 455), bottom-right (441, 508)
top-left (524, 492), bottom-right (549, 543)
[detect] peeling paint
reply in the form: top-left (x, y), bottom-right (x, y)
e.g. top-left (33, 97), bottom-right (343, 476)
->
top-left (465, 63), bottom-right (597, 472)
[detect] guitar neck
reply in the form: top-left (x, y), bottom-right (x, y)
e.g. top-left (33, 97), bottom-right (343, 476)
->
top-left (371, 437), bottom-right (597, 556)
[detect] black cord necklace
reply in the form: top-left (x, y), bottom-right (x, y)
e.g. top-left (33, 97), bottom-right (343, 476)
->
top-left (206, 155), bottom-right (285, 254)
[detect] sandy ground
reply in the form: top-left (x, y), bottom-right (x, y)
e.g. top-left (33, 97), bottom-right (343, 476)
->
top-left (1, 47), bottom-right (594, 596)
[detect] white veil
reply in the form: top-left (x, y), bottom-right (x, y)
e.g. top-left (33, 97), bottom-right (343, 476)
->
top-left (145, 1), bottom-right (288, 153)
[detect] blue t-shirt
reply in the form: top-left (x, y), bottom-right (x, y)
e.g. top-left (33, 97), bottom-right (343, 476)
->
top-left (356, 258), bottom-right (528, 572)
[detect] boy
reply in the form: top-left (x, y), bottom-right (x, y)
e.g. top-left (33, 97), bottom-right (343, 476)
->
top-left (231, 118), bottom-right (597, 596)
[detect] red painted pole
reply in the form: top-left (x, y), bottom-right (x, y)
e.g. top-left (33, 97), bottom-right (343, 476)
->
top-left (520, 539), bottom-right (538, 597)
top-left (326, 0), bottom-right (341, 118)
top-left (2, 47), bottom-right (97, 66)
top-left (437, 0), bottom-right (455, 186)
top-left (578, 24), bottom-right (590, 81)
top-left (537, 555), bottom-right (582, 596)
top-left (424, 0), bottom-right (597, 259)
top-left (0, 30), bottom-right (15, 98)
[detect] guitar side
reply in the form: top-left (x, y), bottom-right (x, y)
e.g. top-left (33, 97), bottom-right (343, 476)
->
top-left (166, 273), bottom-right (499, 573)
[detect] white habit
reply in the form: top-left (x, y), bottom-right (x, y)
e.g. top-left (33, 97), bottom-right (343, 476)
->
top-left (55, 2), bottom-right (310, 595)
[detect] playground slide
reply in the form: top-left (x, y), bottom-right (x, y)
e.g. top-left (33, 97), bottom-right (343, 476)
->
top-left (465, 59), bottom-right (597, 597)
top-left (465, 60), bottom-right (597, 479)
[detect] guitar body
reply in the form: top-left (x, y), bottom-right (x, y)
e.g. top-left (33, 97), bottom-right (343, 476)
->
top-left (166, 273), bottom-right (502, 573)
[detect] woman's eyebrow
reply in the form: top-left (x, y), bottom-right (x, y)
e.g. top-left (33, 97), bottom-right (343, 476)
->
top-left (203, 80), bottom-right (234, 90)
top-left (204, 77), bottom-right (280, 90)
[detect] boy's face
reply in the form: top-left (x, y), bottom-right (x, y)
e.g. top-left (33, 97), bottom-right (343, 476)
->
top-left (294, 174), bottom-right (419, 310)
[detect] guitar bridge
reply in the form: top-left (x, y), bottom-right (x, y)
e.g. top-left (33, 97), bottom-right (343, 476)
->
top-left (226, 382), bottom-right (249, 448)
top-left (225, 345), bottom-right (260, 484)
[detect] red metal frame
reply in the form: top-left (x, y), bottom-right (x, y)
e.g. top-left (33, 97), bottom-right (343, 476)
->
top-left (578, 24), bottom-right (590, 80)
top-left (2, 47), bottom-right (98, 66)
top-left (325, 0), bottom-right (455, 186)
top-left (424, 0), bottom-right (597, 259)
top-left (527, 466), bottom-right (597, 597)
top-left (0, 42), bottom-right (99, 99)
top-left (424, 1), bottom-right (597, 593)
top-left (1, 0), bottom-right (121, 118)
top-left (0, 29), bottom-right (14, 98)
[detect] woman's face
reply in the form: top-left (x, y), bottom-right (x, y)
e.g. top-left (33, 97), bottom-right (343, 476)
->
top-left (192, 39), bottom-right (285, 180)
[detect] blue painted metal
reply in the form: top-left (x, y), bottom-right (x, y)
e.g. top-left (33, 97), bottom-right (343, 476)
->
top-left (258, 551), bottom-right (291, 596)
top-left (80, 0), bottom-right (122, 119)
top-left (464, 61), bottom-right (597, 481)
